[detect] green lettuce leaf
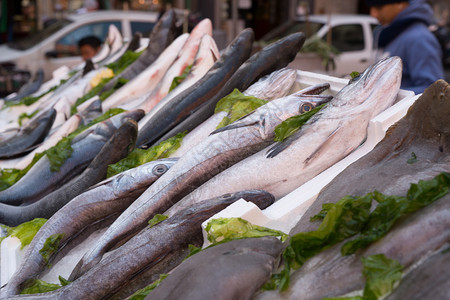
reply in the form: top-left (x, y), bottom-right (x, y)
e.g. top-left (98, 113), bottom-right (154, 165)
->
top-left (309, 203), bottom-right (335, 222)
top-left (20, 276), bottom-right (70, 295)
top-left (128, 274), bottom-right (168, 300)
top-left (214, 89), bottom-right (268, 129)
top-left (361, 254), bottom-right (403, 300)
top-left (205, 217), bottom-right (288, 244)
top-left (169, 64), bottom-right (192, 92)
top-left (107, 131), bottom-right (186, 177)
top-left (0, 218), bottom-right (47, 249)
top-left (18, 109), bottom-right (39, 126)
top-left (3, 84), bottom-right (59, 109)
top-left (274, 103), bottom-right (325, 142)
top-left (106, 50), bottom-right (143, 74)
top-left (148, 214), bottom-right (168, 228)
top-left (40, 233), bottom-right (65, 265)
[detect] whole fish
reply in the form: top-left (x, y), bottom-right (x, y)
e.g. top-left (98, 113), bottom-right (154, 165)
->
top-left (0, 108), bottom-right (56, 159)
top-left (136, 18), bottom-right (213, 112)
top-left (135, 33), bottom-right (220, 113)
top-left (135, 28), bottom-right (255, 147)
top-left (101, 33), bottom-right (190, 111)
top-left (75, 96), bottom-right (103, 125)
top-left (98, 9), bottom-right (178, 95)
top-left (146, 32), bottom-right (307, 147)
top-left (0, 114), bottom-right (82, 170)
top-left (3, 69), bottom-right (44, 103)
top-left (385, 246), bottom-right (450, 300)
top-left (0, 119), bottom-right (139, 226)
top-left (0, 110), bottom-right (144, 206)
top-left (169, 72), bottom-right (324, 158)
top-left (70, 91), bottom-right (331, 279)
top-left (0, 158), bottom-right (177, 297)
top-left (290, 79), bottom-right (450, 236)
top-left (149, 237), bottom-right (283, 300)
top-left (181, 57), bottom-right (402, 203)
top-left (15, 191), bottom-right (274, 300)
top-left (255, 191), bottom-right (450, 300)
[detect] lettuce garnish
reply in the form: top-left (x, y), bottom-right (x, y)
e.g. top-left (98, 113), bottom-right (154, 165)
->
top-left (0, 218), bottom-right (47, 249)
top-left (323, 254), bottom-right (403, 300)
top-left (128, 274), bottom-right (168, 300)
top-left (266, 172), bottom-right (450, 291)
top-left (40, 233), bottom-right (65, 265)
top-left (205, 217), bottom-right (288, 245)
top-left (107, 131), bottom-right (186, 177)
top-left (169, 64), bottom-right (192, 92)
top-left (274, 103), bottom-right (326, 142)
top-left (148, 214), bottom-right (168, 228)
top-left (20, 276), bottom-right (70, 295)
top-left (214, 89), bottom-right (267, 129)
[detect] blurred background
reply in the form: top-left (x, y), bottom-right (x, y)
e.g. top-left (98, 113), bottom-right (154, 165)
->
top-left (0, 0), bottom-right (449, 96)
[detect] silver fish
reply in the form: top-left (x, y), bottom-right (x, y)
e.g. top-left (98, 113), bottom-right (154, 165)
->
top-left (180, 56), bottom-right (402, 202)
top-left (4, 191), bottom-right (274, 299)
top-left (0, 158), bottom-right (177, 298)
top-left (69, 91), bottom-right (332, 279)
top-left (0, 110), bottom-right (144, 206)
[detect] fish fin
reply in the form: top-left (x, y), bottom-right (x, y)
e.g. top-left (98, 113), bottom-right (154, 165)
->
top-left (210, 119), bottom-right (260, 135)
top-left (266, 129), bottom-right (302, 158)
top-left (303, 127), bottom-right (354, 165)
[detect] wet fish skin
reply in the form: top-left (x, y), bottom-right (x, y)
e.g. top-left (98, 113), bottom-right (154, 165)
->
top-left (0, 158), bottom-right (177, 298)
top-left (72, 91), bottom-right (329, 279)
top-left (166, 67), bottom-right (299, 156)
top-left (151, 32), bottom-right (306, 147)
top-left (0, 110), bottom-right (144, 206)
top-left (99, 9), bottom-right (178, 95)
top-left (256, 191), bottom-right (450, 300)
top-left (136, 28), bottom-right (255, 147)
top-left (13, 191), bottom-right (274, 300)
top-left (385, 246), bottom-right (450, 300)
top-left (102, 33), bottom-right (190, 111)
top-left (0, 119), bottom-right (139, 226)
top-left (181, 57), bottom-right (402, 202)
top-left (290, 79), bottom-right (450, 236)
top-left (3, 69), bottom-right (44, 103)
top-left (148, 236), bottom-right (284, 300)
top-left (0, 108), bottom-right (56, 159)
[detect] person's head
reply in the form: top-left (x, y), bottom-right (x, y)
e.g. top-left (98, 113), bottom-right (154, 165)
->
top-left (366, 0), bottom-right (410, 25)
top-left (78, 36), bottom-right (102, 60)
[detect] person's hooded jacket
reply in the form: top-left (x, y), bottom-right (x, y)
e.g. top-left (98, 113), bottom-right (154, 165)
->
top-left (373, 0), bottom-right (444, 94)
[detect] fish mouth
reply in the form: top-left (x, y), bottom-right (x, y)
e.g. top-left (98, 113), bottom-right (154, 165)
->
top-left (358, 56), bottom-right (402, 89)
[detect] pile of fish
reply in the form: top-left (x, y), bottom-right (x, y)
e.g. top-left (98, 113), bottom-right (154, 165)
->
top-left (0, 6), bottom-right (446, 300)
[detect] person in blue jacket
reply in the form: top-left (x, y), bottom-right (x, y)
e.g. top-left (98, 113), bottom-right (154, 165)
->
top-left (366, 0), bottom-right (444, 94)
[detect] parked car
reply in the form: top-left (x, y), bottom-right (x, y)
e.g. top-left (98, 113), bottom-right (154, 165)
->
top-left (0, 10), bottom-right (159, 86)
top-left (258, 14), bottom-right (380, 77)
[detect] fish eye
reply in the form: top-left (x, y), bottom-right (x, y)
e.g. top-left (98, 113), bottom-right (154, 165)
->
top-left (300, 103), bottom-right (313, 113)
top-left (152, 164), bottom-right (168, 175)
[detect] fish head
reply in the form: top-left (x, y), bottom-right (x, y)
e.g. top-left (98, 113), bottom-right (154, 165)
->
top-left (336, 56), bottom-right (402, 117)
top-left (427, 80), bottom-right (450, 134)
top-left (244, 67), bottom-right (298, 100)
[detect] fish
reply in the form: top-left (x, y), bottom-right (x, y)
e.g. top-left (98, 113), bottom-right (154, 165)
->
top-left (98, 9), bottom-right (178, 95)
top-left (385, 245), bottom-right (450, 300)
top-left (169, 71), bottom-right (324, 158)
top-left (75, 96), bottom-right (103, 125)
top-left (70, 91), bottom-right (332, 279)
top-left (0, 118), bottom-right (139, 226)
top-left (133, 33), bottom-right (220, 113)
top-left (146, 32), bottom-right (307, 147)
top-left (255, 189), bottom-right (450, 300)
top-left (0, 114), bottom-right (82, 170)
top-left (101, 33), bottom-right (190, 111)
top-left (0, 158), bottom-right (177, 297)
top-left (180, 56), bottom-right (402, 203)
top-left (149, 236), bottom-right (284, 300)
top-left (289, 79), bottom-right (450, 236)
top-left (17, 191), bottom-right (274, 300)
top-left (0, 110), bottom-right (144, 206)
top-left (136, 28), bottom-right (255, 147)
top-left (135, 18), bottom-right (213, 112)
top-left (0, 108), bottom-right (56, 159)
top-left (3, 69), bottom-right (44, 103)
